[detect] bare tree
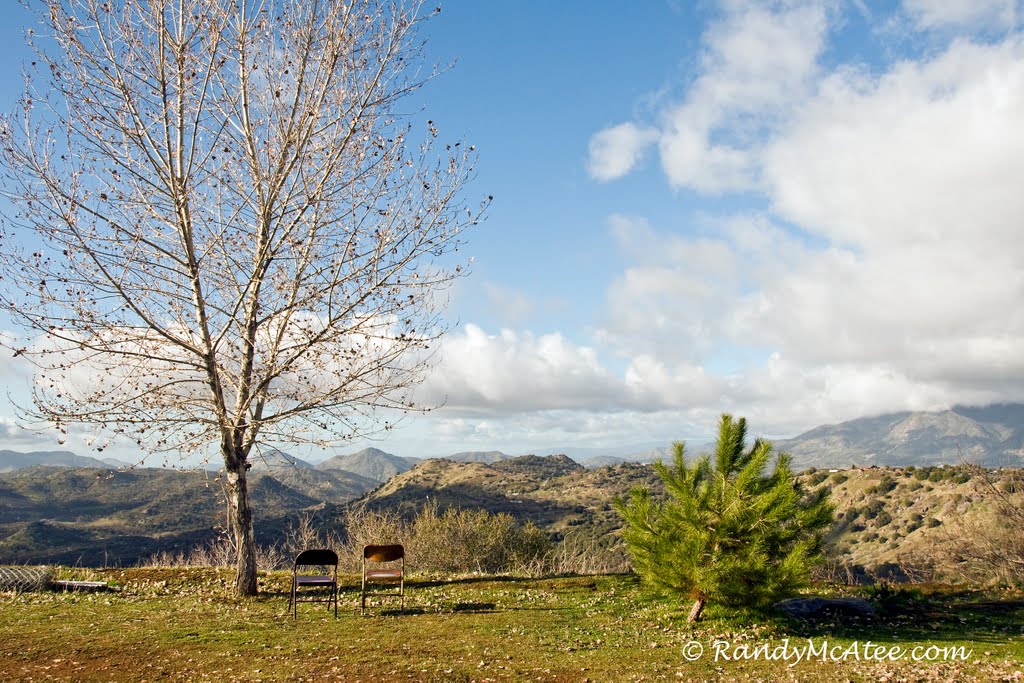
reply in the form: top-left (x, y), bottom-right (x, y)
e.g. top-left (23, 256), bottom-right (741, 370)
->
top-left (0, 0), bottom-right (486, 595)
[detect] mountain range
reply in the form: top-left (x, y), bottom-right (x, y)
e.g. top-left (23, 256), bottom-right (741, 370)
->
top-left (1, 403), bottom-right (1023, 567)
top-left (776, 403), bottom-right (1024, 468)
top-left (3, 403), bottom-right (1023, 477)
top-left (0, 449), bottom-right (132, 472)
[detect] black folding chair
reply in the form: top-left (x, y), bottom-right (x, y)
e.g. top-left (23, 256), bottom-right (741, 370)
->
top-left (290, 549), bottom-right (338, 619)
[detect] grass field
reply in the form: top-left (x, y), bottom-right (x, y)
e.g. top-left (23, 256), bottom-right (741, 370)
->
top-left (2, 567), bottom-right (1023, 681)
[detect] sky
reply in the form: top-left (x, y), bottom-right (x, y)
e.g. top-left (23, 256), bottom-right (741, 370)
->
top-left (1, 0), bottom-right (1024, 463)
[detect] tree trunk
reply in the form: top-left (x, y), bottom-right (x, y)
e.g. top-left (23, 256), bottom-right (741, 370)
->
top-left (225, 467), bottom-right (258, 596)
top-left (687, 597), bottom-right (706, 623)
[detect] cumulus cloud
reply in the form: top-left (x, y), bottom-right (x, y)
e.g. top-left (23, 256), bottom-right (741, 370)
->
top-left (586, 1), bottom-right (830, 192)
top-left (765, 39), bottom-right (1024, 251)
top-left (420, 324), bottom-right (628, 414)
top-left (903, 0), bottom-right (1020, 30)
top-left (383, 4), bottom-right (1024, 451)
top-left (586, 122), bottom-right (658, 181)
top-left (0, 416), bottom-right (46, 447)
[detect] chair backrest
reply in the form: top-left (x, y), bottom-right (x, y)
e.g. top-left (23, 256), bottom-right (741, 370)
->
top-left (363, 544), bottom-right (404, 562)
top-left (294, 548), bottom-right (338, 568)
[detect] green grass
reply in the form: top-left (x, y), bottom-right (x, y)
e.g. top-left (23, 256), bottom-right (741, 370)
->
top-left (1, 568), bottom-right (1022, 681)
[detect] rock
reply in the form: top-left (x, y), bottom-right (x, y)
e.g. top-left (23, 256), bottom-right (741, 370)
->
top-left (775, 596), bottom-right (876, 619)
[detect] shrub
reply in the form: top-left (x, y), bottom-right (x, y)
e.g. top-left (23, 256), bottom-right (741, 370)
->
top-left (877, 476), bottom-right (897, 494)
top-left (409, 501), bottom-right (549, 575)
top-left (807, 471), bottom-right (829, 486)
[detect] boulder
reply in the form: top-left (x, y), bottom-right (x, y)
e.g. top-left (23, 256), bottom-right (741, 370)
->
top-left (775, 596), bottom-right (876, 619)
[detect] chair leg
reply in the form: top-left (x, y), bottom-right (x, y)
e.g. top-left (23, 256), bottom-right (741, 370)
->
top-left (291, 580), bottom-right (297, 620)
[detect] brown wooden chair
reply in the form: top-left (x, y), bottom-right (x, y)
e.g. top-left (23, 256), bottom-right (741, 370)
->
top-left (290, 549), bottom-right (338, 619)
top-left (361, 544), bottom-right (404, 613)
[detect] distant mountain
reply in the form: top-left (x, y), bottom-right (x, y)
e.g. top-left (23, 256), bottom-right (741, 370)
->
top-left (0, 449), bottom-right (112, 473)
top-left (0, 465), bottom-right (332, 565)
top-left (576, 447), bottom-right (672, 468)
top-left (578, 455), bottom-right (627, 468)
top-left (777, 403), bottom-right (1024, 468)
top-left (248, 448), bottom-right (315, 472)
top-left (261, 466), bottom-right (377, 503)
top-left (444, 450), bottom-right (511, 464)
top-left (316, 447), bottom-right (418, 483)
top-left (535, 443), bottom-right (676, 465)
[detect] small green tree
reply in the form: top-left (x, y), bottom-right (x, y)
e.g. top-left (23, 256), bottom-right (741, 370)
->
top-left (615, 414), bottom-right (833, 622)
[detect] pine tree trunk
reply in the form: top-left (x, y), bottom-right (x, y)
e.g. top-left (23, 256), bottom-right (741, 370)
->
top-left (225, 467), bottom-right (258, 596)
top-left (687, 597), bottom-right (706, 623)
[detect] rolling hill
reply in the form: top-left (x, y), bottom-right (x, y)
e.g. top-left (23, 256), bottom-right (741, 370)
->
top-left (2, 402), bottom-right (1024, 572)
top-left (357, 453), bottom-right (1014, 581)
top-left (0, 465), bottom-right (346, 565)
top-left (777, 403), bottom-right (1024, 468)
top-left (444, 450), bottom-right (512, 464)
top-left (0, 449), bottom-right (116, 472)
top-left (316, 447), bottom-right (419, 483)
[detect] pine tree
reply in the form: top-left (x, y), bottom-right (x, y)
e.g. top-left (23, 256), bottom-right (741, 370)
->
top-left (615, 414), bottom-right (833, 622)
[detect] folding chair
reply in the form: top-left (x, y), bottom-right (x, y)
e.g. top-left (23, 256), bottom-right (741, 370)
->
top-left (361, 544), bottom-right (404, 613)
top-left (290, 549), bottom-right (338, 619)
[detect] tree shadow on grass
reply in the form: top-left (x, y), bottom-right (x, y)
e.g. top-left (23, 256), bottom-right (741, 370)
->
top-left (770, 593), bottom-right (1024, 645)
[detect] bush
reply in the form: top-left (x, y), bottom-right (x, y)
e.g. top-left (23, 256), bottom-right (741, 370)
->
top-left (409, 501), bottom-right (549, 575)
top-left (807, 471), bottom-right (829, 486)
top-left (877, 476), bottom-right (897, 494)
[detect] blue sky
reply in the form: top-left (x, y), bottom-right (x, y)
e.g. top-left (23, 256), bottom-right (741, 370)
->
top-left (2, 0), bottom-right (1024, 462)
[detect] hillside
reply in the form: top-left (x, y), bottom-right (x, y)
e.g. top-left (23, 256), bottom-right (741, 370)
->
top-left (316, 447), bottom-right (418, 483)
top-left (0, 451), bottom-right (1018, 580)
top-left (2, 402), bottom-right (1024, 572)
top-left (362, 454), bottom-right (663, 559)
top-left (0, 449), bottom-right (114, 472)
top-left (248, 448), bottom-right (377, 501)
top-left (358, 454), bottom-right (1016, 581)
top-left (777, 403), bottom-right (1024, 468)
top-left (445, 450), bottom-right (512, 464)
top-left (0, 466), bottom-right (329, 565)
top-left (248, 448), bottom-right (315, 472)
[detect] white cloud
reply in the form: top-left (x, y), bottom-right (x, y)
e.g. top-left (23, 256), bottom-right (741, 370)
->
top-left (0, 416), bottom-right (46, 447)
top-left (904, 0), bottom-right (1020, 30)
top-left (420, 324), bottom-right (628, 414)
top-left (748, 38), bottom-right (1024, 388)
top-left (765, 39), bottom-right (1024, 251)
top-left (586, 122), bottom-right (658, 181)
top-left (660, 1), bottom-right (828, 191)
top-left (587, 1), bottom-right (830, 192)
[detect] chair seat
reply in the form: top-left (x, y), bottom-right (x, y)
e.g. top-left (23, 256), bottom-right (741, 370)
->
top-left (365, 569), bottom-right (402, 580)
top-left (295, 575), bottom-right (335, 586)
